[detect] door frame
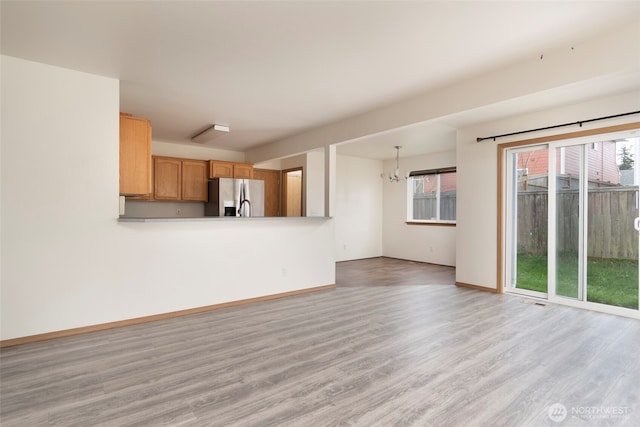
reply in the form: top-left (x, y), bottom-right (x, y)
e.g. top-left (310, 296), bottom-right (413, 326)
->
top-left (282, 167), bottom-right (304, 217)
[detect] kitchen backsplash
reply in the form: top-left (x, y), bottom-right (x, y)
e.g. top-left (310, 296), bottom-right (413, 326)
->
top-left (122, 200), bottom-right (204, 218)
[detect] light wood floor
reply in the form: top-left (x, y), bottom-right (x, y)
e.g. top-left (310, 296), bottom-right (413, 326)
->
top-left (336, 257), bottom-right (455, 287)
top-left (1, 258), bottom-right (638, 426)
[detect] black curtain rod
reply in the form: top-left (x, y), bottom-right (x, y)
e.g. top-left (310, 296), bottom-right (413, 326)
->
top-left (476, 110), bottom-right (640, 143)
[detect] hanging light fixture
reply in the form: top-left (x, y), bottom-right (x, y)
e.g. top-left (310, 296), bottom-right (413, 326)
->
top-left (388, 145), bottom-right (408, 182)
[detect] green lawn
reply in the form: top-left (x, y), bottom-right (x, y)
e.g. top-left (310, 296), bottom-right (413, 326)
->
top-left (516, 253), bottom-right (638, 309)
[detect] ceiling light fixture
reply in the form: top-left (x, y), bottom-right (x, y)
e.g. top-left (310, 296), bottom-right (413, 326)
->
top-left (191, 124), bottom-right (230, 144)
top-left (388, 145), bottom-right (408, 182)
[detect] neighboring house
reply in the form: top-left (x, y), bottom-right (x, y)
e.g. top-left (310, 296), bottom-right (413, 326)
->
top-left (517, 141), bottom-right (621, 191)
top-left (518, 140), bottom-right (620, 185)
top-left (574, 141), bottom-right (619, 184)
top-left (417, 172), bottom-right (457, 194)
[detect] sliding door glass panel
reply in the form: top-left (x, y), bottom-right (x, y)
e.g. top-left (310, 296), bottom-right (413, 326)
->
top-left (586, 138), bottom-right (639, 309)
top-left (556, 145), bottom-right (581, 299)
top-left (507, 146), bottom-right (549, 293)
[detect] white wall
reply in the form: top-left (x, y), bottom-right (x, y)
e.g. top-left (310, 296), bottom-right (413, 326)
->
top-left (382, 150), bottom-right (457, 266)
top-left (305, 150), bottom-right (325, 217)
top-left (335, 155), bottom-right (383, 261)
top-left (254, 159), bottom-right (282, 170)
top-left (456, 91), bottom-right (640, 289)
top-left (280, 155), bottom-right (305, 171)
top-left (0, 56), bottom-right (335, 341)
top-left (279, 151), bottom-right (327, 217)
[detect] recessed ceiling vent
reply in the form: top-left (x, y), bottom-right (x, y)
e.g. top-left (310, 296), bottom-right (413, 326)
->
top-left (191, 124), bottom-right (230, 143)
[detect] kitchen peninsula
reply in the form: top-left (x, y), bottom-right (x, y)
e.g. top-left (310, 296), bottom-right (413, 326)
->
top-left (2, 56), bottom-right (337, 345)
top-left (118, 216), bottom-right (330, 222)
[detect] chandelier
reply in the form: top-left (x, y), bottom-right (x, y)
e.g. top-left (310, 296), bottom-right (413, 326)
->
top-left (388, 145), bottom-right (408, 182)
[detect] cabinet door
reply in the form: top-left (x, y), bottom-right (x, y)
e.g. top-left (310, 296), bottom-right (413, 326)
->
top-left (182, 160), bottom-right (208, 201)
top-left (154, 157), bottom-right (182, 200)
top-left (233, 163), bottom-right (254, 179)
top-left (209, 161), bottom-right (234, 178)
top-left (119, 114), bottom-right (151, 196)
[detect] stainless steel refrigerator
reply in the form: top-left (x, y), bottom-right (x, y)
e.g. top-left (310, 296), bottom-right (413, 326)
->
top-left (204, 178), bottom-right (265, 217)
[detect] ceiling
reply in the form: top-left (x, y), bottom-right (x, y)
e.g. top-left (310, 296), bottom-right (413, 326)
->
top-left (2, 1), bottom-right (639, 160)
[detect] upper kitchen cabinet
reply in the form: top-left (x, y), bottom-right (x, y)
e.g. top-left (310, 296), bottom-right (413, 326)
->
top-left (233, 163), bottom-right (254, 179)
top-left (119, 113), bottom-right (152, 196)
top-left (154, 157), bottom-right (182, 200)
top-left (154, 157), bottom-right (208, 202)
top-left (208, 161), bottom-right (254, 179)
top-left (209, 160), bottom-right (234, 178)
top-left (181, 160), bottom-right (208, 201)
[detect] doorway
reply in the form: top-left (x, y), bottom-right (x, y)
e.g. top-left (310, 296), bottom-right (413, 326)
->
top-left (504, 129), bottom-right (639, 316)
top-left (282, 168), bottom-right (303, 217)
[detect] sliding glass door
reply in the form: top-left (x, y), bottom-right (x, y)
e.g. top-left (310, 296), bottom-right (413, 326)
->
top-left (506, 131), bottom-right (639, 316)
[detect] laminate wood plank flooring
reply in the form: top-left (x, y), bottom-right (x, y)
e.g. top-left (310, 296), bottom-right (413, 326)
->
top-left (336, 257), bottom-right (455, 287)
top-left (2, 260), bottom-right (639, 426)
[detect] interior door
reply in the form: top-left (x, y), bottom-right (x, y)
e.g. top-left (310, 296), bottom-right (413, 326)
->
top-left (282, 168), bottom-right (303, 217)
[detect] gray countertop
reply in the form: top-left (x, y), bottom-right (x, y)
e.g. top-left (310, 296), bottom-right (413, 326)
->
top-left (118, 216), bottom-right (331, 222)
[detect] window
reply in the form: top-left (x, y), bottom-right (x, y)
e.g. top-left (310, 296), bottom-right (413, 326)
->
top-left (407, 168), bottom-right (456, 222)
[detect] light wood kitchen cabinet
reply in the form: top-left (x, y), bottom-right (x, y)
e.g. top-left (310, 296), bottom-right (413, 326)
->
top-left (208, 161), bottom-right (254, 179)
top-left (119, 113), bottom-right (152, 196)
top-left (153, 157), bottom-right (208, 202)
top-left (154, 157), bottom-right (182, 200)
top-left (233, 163), bottom-right (254, 179)
top-left (209, 161), bottom-right (234, 178)
top-left (181, 160), bottom-right (208, 201)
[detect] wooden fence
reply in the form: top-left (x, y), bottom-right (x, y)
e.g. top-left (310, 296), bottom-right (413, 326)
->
top-left (413, 193), bottom-right (456, 221)
top-left (517, 187), bottom-right (639, 260)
